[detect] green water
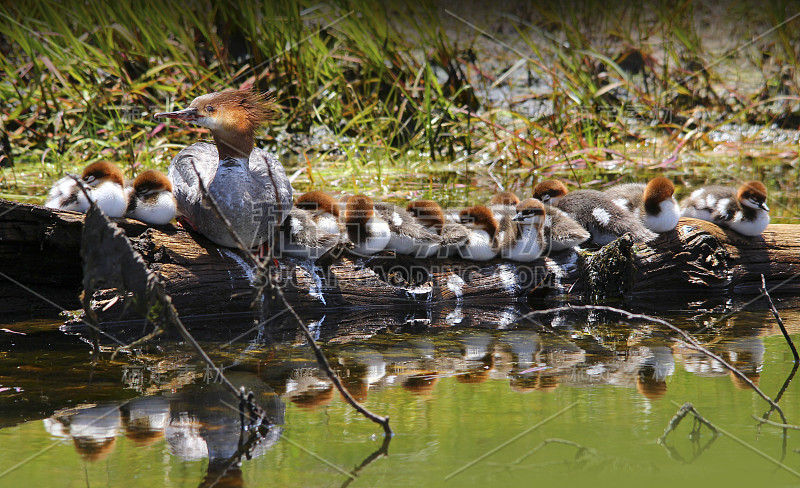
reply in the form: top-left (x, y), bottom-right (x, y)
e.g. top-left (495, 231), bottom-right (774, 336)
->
top-left (1, 304), bottom-right (799, 488)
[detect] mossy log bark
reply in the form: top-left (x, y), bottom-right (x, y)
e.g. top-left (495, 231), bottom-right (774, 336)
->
top-left (1, 199), bottom-right (799, 317)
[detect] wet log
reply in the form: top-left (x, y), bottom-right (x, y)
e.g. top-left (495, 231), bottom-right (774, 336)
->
top-left (1, 198), bottom-right (799, 318)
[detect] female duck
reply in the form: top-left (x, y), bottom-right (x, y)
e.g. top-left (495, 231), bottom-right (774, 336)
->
top-left (155, 90), bottom-right (292, 249)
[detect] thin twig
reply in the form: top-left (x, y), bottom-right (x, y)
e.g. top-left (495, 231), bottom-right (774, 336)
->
top-left (272, 276), bottom-right (393, 435)
top-left (519, 305), bottom-right (787, 423)
top-left (752, 415), bottom-right (800, 430)
top-left (761, 362), bottom-right (798, 426)
top-left (760, 274), bottom-right (798, 362)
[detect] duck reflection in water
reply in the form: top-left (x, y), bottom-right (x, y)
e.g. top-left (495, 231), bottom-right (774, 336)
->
top-left (44, 404), bottom-right (121, 462)
top-left (453, 331), bottom-right (494, 384)
top-left (636, 344), bottom-right (676, 401)
top-left (44, 372), bottom-right (284, 488)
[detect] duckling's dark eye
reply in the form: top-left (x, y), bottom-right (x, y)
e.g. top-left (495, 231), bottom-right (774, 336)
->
top-left (205, 105), bottom-right (215, 113)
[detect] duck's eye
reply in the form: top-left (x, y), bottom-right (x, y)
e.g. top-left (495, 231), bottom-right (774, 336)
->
top-left (84, 175), bottom-right (96, 183)
top-left (206, 105), bottom-right (215, 113)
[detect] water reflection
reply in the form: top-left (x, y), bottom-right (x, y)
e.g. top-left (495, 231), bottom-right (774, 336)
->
top-left (44, 404), bottom-right (121, 461)
top-left (36, 306), bottom-right (788, 487)
top-left (44, 372), bottom-right (284, 486)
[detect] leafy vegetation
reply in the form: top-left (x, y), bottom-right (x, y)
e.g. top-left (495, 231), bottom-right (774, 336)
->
top-left (0, 1), bottom-right (798, 216)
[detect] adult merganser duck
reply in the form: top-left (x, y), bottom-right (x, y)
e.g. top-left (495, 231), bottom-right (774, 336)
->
top-left (499, 198), bottom-right (545, 262)
top-left (154, 89), bottom-right (292, 249)
top-left (341, 195), bottom-right (391, 256)
top-left (533, 179), bottom-right (657, 246)
top-left (125, 170), bottom-right (177, 225)
top-left (46, 161), bottom-right (128, 217)
top-left (680, 181), bottom-right (770, 236)
top-left (604, 176), bottom-right (680, 233)
top-left (406, 199), bottom-right (468, 258)
top-left (458, 205), bottom-right (499, 261)
top-left (372, 201), bottom-right (441, 256)
top-left (277, 191), bottom-right (341, 260)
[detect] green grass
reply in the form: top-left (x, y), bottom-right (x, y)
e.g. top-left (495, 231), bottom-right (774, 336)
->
top-left (0, 1), bottom-right (798, 220)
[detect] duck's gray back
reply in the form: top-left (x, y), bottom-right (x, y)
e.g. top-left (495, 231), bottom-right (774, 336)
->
top-left (167, 142), bottom-right (293, 248)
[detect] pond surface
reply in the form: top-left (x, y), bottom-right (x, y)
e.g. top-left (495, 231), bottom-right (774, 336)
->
top-left (1, 298), bottom-right (799, 488)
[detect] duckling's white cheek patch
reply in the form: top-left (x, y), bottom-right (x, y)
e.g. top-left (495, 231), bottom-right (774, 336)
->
top-left (592, 207), bottom-right (611, 225)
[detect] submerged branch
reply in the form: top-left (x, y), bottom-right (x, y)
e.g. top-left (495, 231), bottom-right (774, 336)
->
top-left (658, 402), bottom-right (719, 446)
top-left (340, 435), bottom-right (392, 488)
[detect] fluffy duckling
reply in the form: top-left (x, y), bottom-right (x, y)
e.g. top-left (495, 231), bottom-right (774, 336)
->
top-left (278, 191), bottom-right (342, 260)
top-left (342, 195), bottom-right (391, 256)
top-left (604, 176), bottom-right (680, 233)
top-left (125, 170), bottom-right (177, 225)
top-left (406, 200), bottom-right (469, 258)
top-left (46, 161), bottom-right (127, 217)
top-left (533, 179), bottom-right (656, 246)
top-left (487, 191), bottom-right (520, 222)
top-left (488, 190), bottom-right (587, 252)
top-left (294, 190), bottom-right (342, 236)
top-left (499, 198), bottom-right (546, 262)
top-left (372, 201), bottom-right (441, 256)
top-left (541, 205), bottom-right (591, 252)
top-left (680, 181), bottom-right (770, 236)
top-left (458, 206), bottom-right (500, 261)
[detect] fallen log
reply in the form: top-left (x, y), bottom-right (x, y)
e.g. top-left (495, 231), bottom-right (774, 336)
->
top-left (1, 198), bottom-right (799, 318)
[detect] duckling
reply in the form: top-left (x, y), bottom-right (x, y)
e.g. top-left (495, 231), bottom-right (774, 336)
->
top-left (277, 191), bottom-right (342, 260)
top-left (372, 201), bottom-right (441, 256)
top-left (125, 170), bottom-right (177, 225)
top-left (406, 200), bottom-right (469, 258)
top-left (499, 198), bottom-right (545, 262)
top-left (458, 206), bottom-right (499, 261)
top-left (46, 161), bottom-right (127, 217)
top-left (604, 176), bottom-right (680, 233)
top-left (541, 205), bottom-right (591, 252)
top-left (488, 190), bottom-right (587, 252)
top-left (533, 179), bottom-right (656, 246)
top-left (680, 181), bottom-right (770, 236)
top-left (294, 190), bottom-right (342, 236)
top-left (342, 195), bottom-right (391, 256)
